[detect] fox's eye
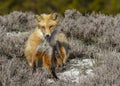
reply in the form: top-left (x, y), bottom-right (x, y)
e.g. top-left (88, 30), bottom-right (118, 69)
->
top-left (41, 26), bottom-right (45, 29)
top-left (50, 25), bottom-right (54, 29)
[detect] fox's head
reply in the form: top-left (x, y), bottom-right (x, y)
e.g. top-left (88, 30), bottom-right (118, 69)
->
top-left (35, 13), bottom-right (58, 39)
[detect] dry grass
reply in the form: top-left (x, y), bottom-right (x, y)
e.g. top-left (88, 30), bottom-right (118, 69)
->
top-left (0, 10), bottom-right (120, 86)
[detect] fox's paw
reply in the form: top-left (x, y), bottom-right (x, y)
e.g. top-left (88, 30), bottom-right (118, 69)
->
top-left (47, 75), bottom-right (59, 81)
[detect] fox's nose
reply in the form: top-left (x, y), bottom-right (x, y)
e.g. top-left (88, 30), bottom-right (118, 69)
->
top-left (46, 34), bottom-right (50, 38)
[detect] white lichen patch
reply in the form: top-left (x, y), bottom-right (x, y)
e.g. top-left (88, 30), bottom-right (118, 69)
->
top-left (46, 58), bottom-right (95, 84)
top-left (58, 68), bottom-right (80, 83)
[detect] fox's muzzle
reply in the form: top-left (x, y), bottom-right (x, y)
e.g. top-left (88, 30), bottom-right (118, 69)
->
top-left (45, 34), bottom-right (51, 42)
top-left (45, 34), bottom-right (50, 38)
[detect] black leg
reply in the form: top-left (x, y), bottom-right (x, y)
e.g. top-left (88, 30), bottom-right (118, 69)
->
top-left (56, 41), bottom-right (61, 58)
top-left (51, 67), bottom-right (59, 80)
top-left (32, 62), bottom-right (36, 73)
top-left (51, 46), bottom-right (57, 68)
top-left (51, 46), bottom-right (59, 79)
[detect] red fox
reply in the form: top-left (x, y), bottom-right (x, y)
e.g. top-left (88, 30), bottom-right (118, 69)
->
top-left (24, 13), bottom-right (70, 79)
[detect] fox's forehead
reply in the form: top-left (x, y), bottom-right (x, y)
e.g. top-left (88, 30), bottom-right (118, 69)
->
top-left (39, 20), bottom-right (57, 26)
top-left (41, 14), bottom-right (51, 19)
top-left (39, 14), bottom-right (58, 26)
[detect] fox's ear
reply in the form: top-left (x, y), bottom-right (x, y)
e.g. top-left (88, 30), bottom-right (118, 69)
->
top-left (51, 13), bottom-right (58, 20)
top-left (34, 15), bottom-right (42, 22)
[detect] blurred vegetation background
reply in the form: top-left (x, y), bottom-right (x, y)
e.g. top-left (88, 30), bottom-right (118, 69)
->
top-left (0, 0), bottom-right (120, 15)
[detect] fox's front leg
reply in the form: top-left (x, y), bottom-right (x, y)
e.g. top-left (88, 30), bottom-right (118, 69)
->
top-left (31, 53), bottom-right (37, 73)
top-left (51, 46), bottom-right (57, 68)
top-left (43, 53), bottom-right (59, 80)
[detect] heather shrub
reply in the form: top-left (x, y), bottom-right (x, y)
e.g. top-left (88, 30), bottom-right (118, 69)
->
top-left (61, 9), bottom-right (120, 51)
top-left (0, 55), bottom-right (47, 86)
top-left (0, 28), bottom-right (30, 58)
top-left (0, 11), bottom-right (36, 32)
top-left (77, 51), bottom-right (120, 86)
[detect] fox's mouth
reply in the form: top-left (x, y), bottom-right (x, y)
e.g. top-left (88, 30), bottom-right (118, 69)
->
top-left (45, 35), bottom-right (51, 42)
top-left (45, 36), bottom-right (50, 39)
